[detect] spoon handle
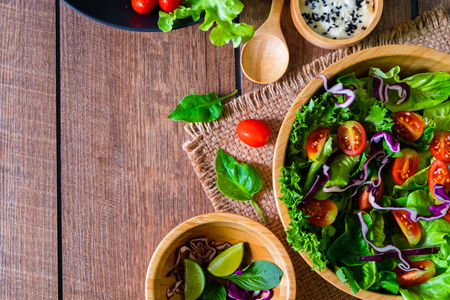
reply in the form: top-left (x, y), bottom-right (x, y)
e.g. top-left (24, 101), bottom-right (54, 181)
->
top-left (267, 0), bottom-right (285, 24)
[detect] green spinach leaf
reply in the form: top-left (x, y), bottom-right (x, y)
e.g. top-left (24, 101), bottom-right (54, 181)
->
top-left (168, 90), bottom-right (237, 122)
top-left (224, 261), bottom-right (283, 291)
top-left (215, 148), bottom-right (266, 224)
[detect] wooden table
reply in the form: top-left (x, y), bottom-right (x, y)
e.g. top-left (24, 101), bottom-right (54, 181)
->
top-left (1, 0), bottom-right (449, 298)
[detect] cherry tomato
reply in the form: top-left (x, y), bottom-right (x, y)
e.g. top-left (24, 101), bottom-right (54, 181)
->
top-left (357, 176), bottom-right (384, 211)
top-left (392, 111), bottom-right (424, 142)
top-left (158, 0), bottom-right (182, 12)
top-left (237, 119), bottom-right (270, 148)
top-left (337, 121), bottom-right (366, 156)
top-left (299, 199), bottom-right (338, 227)
top-left (428, 159), bottom-right (450, 198)
top-left (392, 210), bottom-right (421, 247)
top-left (392, 148), bottom-right (420, 186)
top-left (306, 127), bottom-right (331, 161)
top-left (131, 0), bottom-right (157, 14)
top-left (430, 131), bottom-right (450, 163)
top-left (393, 260), bottom-right (436, 287)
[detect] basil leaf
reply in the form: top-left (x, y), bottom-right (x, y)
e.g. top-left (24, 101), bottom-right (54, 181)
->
top-left (224, 261), bottom-right (283, 291)
top-left (168, 90), bottom-right (237, 122)
top-left (215, 148), bottom-right (266, 224)
top-left (202, 280), bottom-right (226, 300)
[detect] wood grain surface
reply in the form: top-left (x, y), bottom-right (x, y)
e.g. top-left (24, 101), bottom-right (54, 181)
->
top-left (0, 0), bottom-right (449, 299)
top-left (0, 0), bottom-right (58, 299)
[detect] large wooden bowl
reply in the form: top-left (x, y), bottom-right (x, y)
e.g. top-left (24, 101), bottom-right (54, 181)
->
top-left (145, 212), bottom-right (296, 299)
top-left (291, 0), bottom-right (383, 49)
top-left (273, 45), bottom-right (450, 299)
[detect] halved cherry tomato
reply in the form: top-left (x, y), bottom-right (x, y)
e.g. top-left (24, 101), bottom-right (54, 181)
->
top-left (158, 0), bottom-right (182, 12)
top-left (237, 119), bottom-right (270, 148)
top-left (392, 111), bottom-right (424, 142)
top-left (337, 121), bottom-right (366, 156)
top-left (392, 148), bottom-right (419, 186)
top-left (357, 176), bottom-right (384, 211)
top-left (306, 127), bottom-right (330, 161)
top-left (428, 159), bottom-right (450, 198)
top-left (131, 0), bottom-right (157, 14)
top-left (393, 260), bottom-right (436, 287)
top-left (392, 210), bottom-right (421, 247)
top-left (299, 199), bottom-right (338, 227)
top-left (430, 131), bottom-right (450, 163)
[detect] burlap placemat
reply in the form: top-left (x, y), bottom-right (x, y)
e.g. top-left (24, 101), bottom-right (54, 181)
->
top-left (183, 6), bottom-right (449, 299)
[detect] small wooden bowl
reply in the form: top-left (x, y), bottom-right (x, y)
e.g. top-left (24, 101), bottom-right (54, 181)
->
top-left (291, 0), bottom-right (383, 49)
top-left (273, 45), bottom-right (450, 299)
top-left (145, 212), bottom-right (296, 299)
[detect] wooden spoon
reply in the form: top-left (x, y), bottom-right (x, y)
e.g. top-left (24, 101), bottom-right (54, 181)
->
top-left (240, 0), bottom-right (289, 84)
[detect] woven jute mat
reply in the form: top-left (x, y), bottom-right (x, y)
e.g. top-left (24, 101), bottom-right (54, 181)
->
top-left (183, 6), bottom-right (450, 299)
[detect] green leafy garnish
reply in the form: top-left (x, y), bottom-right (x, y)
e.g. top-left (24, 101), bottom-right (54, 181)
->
top-left (201, 280), bottom-right (226, 300)
top-left (168, 90), bottom-right (237, 122)
top-left (215, 148), bottom-right (266, 224)
top-left (224, 261), bottom-right (283, 291)
top-left (158, 0), bottom-right (254, 48)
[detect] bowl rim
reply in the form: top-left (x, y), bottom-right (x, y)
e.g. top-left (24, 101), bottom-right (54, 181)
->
top-left (272, 45), bottom-right (450, 299)
top-left (145, 212), bottom-right (296, 299)
top-left (290, 0), bottom-right (383, 49)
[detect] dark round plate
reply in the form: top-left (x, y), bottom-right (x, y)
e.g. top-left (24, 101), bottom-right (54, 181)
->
top-left (62, 0), bottom-right (201, 32)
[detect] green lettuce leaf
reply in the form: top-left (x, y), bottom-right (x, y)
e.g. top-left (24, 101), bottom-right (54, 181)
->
top-left (423, 100), bottom-right (450, 131)
top-left (400, 267), bottom-right (450, 300)
top-left (158, 0), bottom-right (254, 47)
top-left (325, 153), bottom-right (361, 188)
top-left (327, 214), bottom-right (371, 266)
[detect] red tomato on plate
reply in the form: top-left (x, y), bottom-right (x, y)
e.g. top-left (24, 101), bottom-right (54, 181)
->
top-left (392, 148), bottom-right (419, 186)
top-left (392, 111), bottom-right (423, 142)
top-left (306, 127), bottom-right (330, 161)
top-left (299, 199), bottom-right (338, 227)
top-left (158, 0), bottom-right (182, 12)
top-left (430, 131), bottom-right (450, 163)
top-left (237, 119), bottom-right (270, 148)
top-left (131, 0), bottom-right (157, 14)
top-left (393, 260), bottom-right (435, 287)
top-left (337, 121), bottom-right (366, 156)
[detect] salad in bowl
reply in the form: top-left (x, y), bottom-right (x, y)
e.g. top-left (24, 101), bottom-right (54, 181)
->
top-left (273, 46), bottom-right (450, 300)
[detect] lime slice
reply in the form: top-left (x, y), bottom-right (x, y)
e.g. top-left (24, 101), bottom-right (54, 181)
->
top-left (207, 242), bottom-right (244, 277)
top-left (184, 258), bottom-right (205, 300)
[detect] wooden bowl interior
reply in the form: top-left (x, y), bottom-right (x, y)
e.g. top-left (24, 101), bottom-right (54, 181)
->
top-left (146, 213), bottom-right (295, 300)
top-left (273, 45), bottom-right (450, 299)
top-left (290, 0), bottom-right (383, 49)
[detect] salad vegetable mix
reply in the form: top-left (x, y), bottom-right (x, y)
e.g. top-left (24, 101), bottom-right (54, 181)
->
top-left (279, 66), bottom-right (450, 299)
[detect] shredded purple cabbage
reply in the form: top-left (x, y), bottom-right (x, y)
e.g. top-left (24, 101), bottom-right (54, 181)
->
top-left (371, 74), bottom-right (410, 104)
top-left (357, 212), bottom-right (419, 271)
top-left (368, 131), bottom-right (401, 154)
top-left (302, 165), bottom-right (330, 204)
top-left (318, 74), bottom-right (356, 108)
top-left (367, 184), bottom-right (450, 222)
top-left (323, 150), bottom-right (387, 194)
top-left (387, 82), bottom-right (410, 104)
top-left (359, 246), bottom-right (440, 262)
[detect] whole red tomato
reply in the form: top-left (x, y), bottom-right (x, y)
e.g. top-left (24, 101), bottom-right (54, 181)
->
top-left (158, 0), bottom-right (182, 12)
top-left (237, 119), bottom-right (270, 148)
top-left (131, 0), bottom-right (157, 14)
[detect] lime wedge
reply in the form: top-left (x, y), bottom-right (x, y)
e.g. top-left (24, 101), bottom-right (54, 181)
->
top-left (207, 242), bottom-right (244, 277)
top-left (184, 258), bottom-right (205, 300)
